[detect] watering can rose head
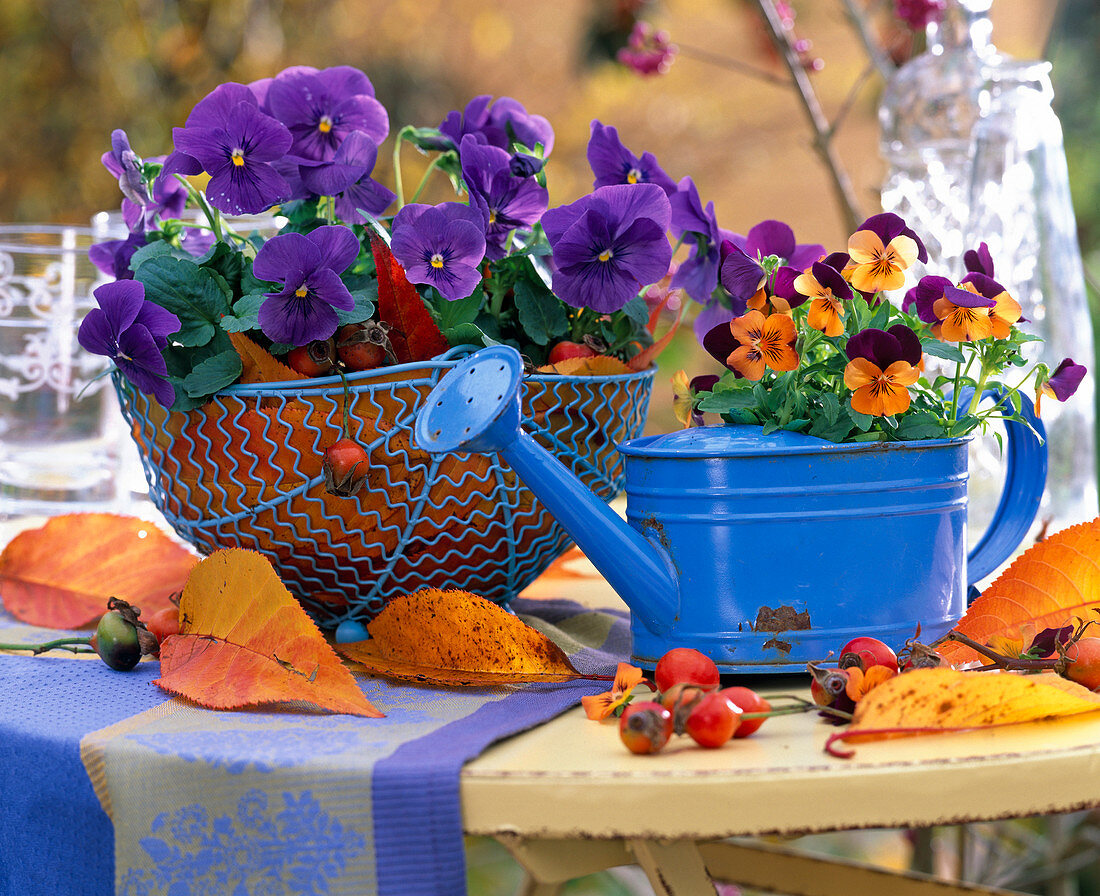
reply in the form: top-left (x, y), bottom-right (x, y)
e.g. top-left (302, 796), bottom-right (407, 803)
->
top-left (672, 211), bottom-right (1086, 442)
top-left (84, 66), bottom-right (697, 412)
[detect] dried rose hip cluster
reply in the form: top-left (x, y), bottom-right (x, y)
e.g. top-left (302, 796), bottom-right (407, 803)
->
top-left (616, 648), bottom-right (774, 754)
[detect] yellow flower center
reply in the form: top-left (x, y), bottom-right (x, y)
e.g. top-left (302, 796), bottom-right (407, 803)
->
top-left (430, 253), bottom-right (445, 269)
top-left (488, 209), bottom-right (497, 225)
top-left (598, 248), bottom-right (613, 263)
top-left (626, 168), bottom-right (642, 184)
top-left (231, 148), bottom-right (246, 167)
top-left (295, 285), bottom-right (308, 298)
top-left (318, 115), bottom-right (333, 134)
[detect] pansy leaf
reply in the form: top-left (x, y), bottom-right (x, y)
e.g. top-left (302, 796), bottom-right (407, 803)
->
top-left (848, 405), bottom-right (873, 432)
top-left (401, 126), bottom-right (453, 152)
top-left (697, 388), bottom-right (759, 412)
top-left (818, 392), bottom-right (841, 426)
top-left (197, 241), bottom-right (247, 295)
top-left (129, 239), bottom-right (187, 273)
top-left (182, 348), bottom-right (244, 398)
top-left (432, 291), bottom-right (483, 331)
top-left (621, 295), bottom-right (651, 329)
top-left (515, 277), bottom-right (569, 346)
top-left (220, 293), bottom-right (266, 333)
top-left (443, 323), bottom-right (491, 348)
top-left (136, 255), bottom-right (233, 347)
top-left (921, 339), bottom-right (967, 364)
top-left (334, 290), bottom-right (376, 326)
top-left (896, 412), bottom-right (946, 440)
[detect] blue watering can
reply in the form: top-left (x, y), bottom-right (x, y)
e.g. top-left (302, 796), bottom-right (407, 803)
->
top-left (413, 346), bottom-right (1047, 672)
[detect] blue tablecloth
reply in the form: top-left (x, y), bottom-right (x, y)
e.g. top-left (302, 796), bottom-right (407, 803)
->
top-left (0, 597), bottom-right (630, 896)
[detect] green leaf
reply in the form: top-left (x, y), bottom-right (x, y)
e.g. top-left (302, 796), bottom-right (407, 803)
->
top-left (848, 404), bottom-right (873, 432)
top-left (761, 420), bottom-right (780, 436)
top-left (697, 388), bottom-right (760, 412)
top-left (433, 291), bottom-right (483, 330)
top-left (819, 392), bottom-right (841, 426)
top-left (182, 349), bottom-right (244, 398)
top-left (196, 240), bottom-right (246, 294)
top-left (401, 126), bottom-right (453, 152)
top-left (443, 322), bottom-right (490, 348)
top-left (621, 295), bottom-right (650, 329)
top-left (136, 256), bottom-right (233, 347)
top-left (921, 339), bottom-right (966, 363)
top-left (129, 239), bottom-right (187, 273)
top-left (514, 277), bottom-right (569, 346)
top-left (895, 412), bottom-right (948, 440)
top-left (335, 290), bottom-right (376, 326)
top-left (220, 293), bottom-right (265, 333)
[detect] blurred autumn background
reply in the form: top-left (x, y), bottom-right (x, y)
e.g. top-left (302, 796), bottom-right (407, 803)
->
top-left (1, 0), bottom-right (1095, 432)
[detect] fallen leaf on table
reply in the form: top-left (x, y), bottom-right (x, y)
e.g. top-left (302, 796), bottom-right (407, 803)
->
top-left (0, 514), bottom-right (198, 628)
top-left (156, 549), bottom-right (382, 717)
top-left (937, 520), bottom-right (1100, 666)
top-left (536, 355), bottom-right (633, 377)
top-left (229, 331), bottom-right (305, 384)
top-left (337, 588), bottom-right (584, 686)
top-left (826, 666), bottom-right (1100, 756)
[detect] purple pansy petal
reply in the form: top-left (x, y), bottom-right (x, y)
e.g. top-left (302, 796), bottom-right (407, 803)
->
top-left (336, 178), bottom-right (396, 222)
top-left (205, 159), bottom-right (291, 215)
top-left (258, 291), bottom-right (340, 345)
top-left (959, 271), bottom-right (1007, 301)
top-left (77, 309), bottom-right (116, 357)
top-left (744, 220), bottom-right (796, 261)
top-left (304, 267), bottom-right (355, 311)
top-left (390, 203), bottom-right (488, 302)
top-left (854, 212), bottom-right (928, 263)
top-left (703, 321), bottom-right (739, 370)
top-left (846, 328), bottom-right (901, 367)
top-left (170, 126), bottom-right (229, 174)
top-left (964, 241), bottom-right (995, 277)
top-left (719, 242), bottom-right (765, 303)
top-left (886, 324), bottom-right (923, 366)
top-left (94, 280), bottom-right (144, 336)
top-left (693, 299), bottom-right (737, 343)
top-left (772, 265), bottom-right (807, 308)
top-left (1047, 358), bottom-right (1087, 402)
top-left (808, 261), bottom-right (853, 301)
top-left (184, 83), bottom-right (259, 130)
top-left (300, 157), bottom-right (366, 197)
top-left (88, 232), bottom-right (147, 280)
top-left (909, 275), bottom-right (954, 322)
top-left (306, 225), bottom-right (361, 274)
top-left (236, 107), bottom-right (295, 162)
top-left (487, 96), bottom-right (555, 154)
top-left (943, 282), bottom-right (995, 308)
top-left (253, 231), bottom-right (323, 284)
top-left (509, 153), bottom-right (543, 177)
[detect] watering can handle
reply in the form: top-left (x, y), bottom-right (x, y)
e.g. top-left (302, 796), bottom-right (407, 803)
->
top-left (966, 389), bottom-right (1048, 587)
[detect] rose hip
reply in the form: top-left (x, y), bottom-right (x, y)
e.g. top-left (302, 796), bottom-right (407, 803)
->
top-left (618, 701), bottom-right (674, 754)
top-left (684, 691), bottom-right (741, 748)
top-left (654, 647), bottom-right (720, 693)
top-left (720, 686), bottom-right (771, 737)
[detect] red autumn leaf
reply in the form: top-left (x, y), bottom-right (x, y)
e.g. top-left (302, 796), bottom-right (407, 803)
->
top-left (369, 230), bottom-right (450, 364)
top-left (0, 513), bottom-right (198, 628)
top-left (156, 549), bottom-right (382, 717)
top-left (937, 520), bottom-right (1100, 666)
top-left (628, 297), bottom-right (684, 372)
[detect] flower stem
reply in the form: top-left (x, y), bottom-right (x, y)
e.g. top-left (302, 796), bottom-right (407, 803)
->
top-left (175, 175), bottom-right (224, 243)
top-left (0, 636), bottom-right (94, 656)
top-left (393, 131), bottom-right (408, 209)
top-left (409, 156), bottom-right (446, 204)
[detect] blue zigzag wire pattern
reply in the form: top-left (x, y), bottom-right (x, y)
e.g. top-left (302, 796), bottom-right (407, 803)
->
top-left (114, 348), bottom-right (653, 630)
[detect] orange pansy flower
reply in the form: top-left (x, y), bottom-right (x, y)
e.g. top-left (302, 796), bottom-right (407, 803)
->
top-left (844, 358), bottom-right (920, 417)
top-left (582, 662), bottom-right (645, 721)
top-left (726, 310), bottom-right (800, 381)
top-left (846, 230), bottom-right (919, 294)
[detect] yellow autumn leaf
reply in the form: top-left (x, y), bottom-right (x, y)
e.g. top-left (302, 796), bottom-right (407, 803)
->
top-left (337, 588), bottom-right (583, 686)
top-left (827, 667), bottom-right (1100, 756)
top-left (156, 549), bottom-right (382, 717)
top-left (535, 355), bottom-right (633, 377)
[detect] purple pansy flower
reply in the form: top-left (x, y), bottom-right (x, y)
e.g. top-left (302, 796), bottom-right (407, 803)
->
top-left (251, 225), bottom-right (359, 345)
top-left (77, 280), bottom-right (180, 408)
top-left (853, 212), bottom-right (929, 263)
top-left (669, 177), bottom-right (722, 304)
top-left (263, 66), bottom-right (388, 164)
top-left (541, 183), bottom-right (673, 313)
top-left (728, 219), bottom-right (824, 271)
top-left (389, 202), bottom-right (487, 302)
top-left (963, 241), bottom-right (996, 278)
top-left (702, 321), bottom-right (740, 374)
top-left (170, 83), bottom-right (293, 215)
top-left (89, 230), bottom-right (148, 280)
top-left (438, 95), bottom-right (555, 157)
top-left (102, 131), bottom-right (189, 233)
top-left (587, 121), bottom-right (677, 196)
top-left (1038, 358), bottom-right (1087, 414)
top-left (460, 135), bottom-right (548, 260)
top-left (298, 131), bottom-right (396, 222)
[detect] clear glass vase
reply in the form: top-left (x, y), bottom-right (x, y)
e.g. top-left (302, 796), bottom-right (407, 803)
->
top-left (879, 0), bottom-right (1097, 544)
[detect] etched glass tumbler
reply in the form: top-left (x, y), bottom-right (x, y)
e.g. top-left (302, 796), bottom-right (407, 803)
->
top-left (0, 225), bottom-right (124, 517)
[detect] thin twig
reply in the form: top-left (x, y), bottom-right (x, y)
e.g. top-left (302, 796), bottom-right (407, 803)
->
top-left (674, 42), bottom-right (792, 87)
top-left (839, 0), bottom-right (898, 81)
top-left (750, 0), bottom-right (864, 231)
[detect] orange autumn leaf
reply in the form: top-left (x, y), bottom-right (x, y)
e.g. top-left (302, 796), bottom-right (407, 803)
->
top-left (156, 549), bottom-right (382, 717)
top-left (536, 355), bottom-right (633, 377)
top-left (0, 513), bottom-right (197, 629)
top-left (628, 298), bottom-right (684, 372)
top-left (337, 588), bottom-right (583, 686)
top-left (229, 332), bottom-right (305, 384)
top-left (828, 667), bottom-right (1100, 755)
top-left (937, 520), bottom-right (1100, 666)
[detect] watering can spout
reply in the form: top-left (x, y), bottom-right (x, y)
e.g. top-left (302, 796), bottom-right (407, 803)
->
top-left (414, 346), bottom-right (680, 635)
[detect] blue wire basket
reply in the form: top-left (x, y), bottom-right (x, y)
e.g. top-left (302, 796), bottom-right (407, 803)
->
top-left (113, 348), bottom-right (654, 631)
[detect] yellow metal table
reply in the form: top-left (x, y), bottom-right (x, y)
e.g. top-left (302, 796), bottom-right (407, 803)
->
top-left (462, 564), bottom-right (1100, 896)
